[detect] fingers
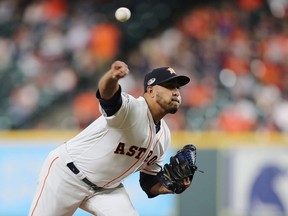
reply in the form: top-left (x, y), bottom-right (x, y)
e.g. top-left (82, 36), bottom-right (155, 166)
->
top-left (111, 60), bottom-right (129, 80)
top-left (182, 177), bottom-right (191, 190)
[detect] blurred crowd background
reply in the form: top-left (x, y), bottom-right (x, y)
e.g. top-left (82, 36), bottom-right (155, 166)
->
top-left (0, 0), bottom-right (288, 132)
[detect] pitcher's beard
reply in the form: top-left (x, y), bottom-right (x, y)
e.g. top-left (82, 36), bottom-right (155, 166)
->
top-left (167, 107), bottom-right (178, 114)
top-left (157, 97), bottom-right (180, 114)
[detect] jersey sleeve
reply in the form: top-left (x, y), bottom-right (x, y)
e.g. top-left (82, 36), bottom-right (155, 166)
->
top-left (96, 86), bottom-right (122, 117)
top-left (97, 88), bottom-right (140, 129)
top-left (139, 172), bottom-right (160, 198)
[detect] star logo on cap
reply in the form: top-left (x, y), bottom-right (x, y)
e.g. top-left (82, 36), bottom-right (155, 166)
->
top-left (167, 67), bottom-right (176, 74)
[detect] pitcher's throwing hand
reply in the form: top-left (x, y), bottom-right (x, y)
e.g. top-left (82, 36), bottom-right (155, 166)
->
top-left (110, 61), bottom-right (129, 80)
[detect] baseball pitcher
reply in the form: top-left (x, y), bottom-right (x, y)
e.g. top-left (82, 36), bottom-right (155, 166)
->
top-left (29, 61), bottom-right (199, 216)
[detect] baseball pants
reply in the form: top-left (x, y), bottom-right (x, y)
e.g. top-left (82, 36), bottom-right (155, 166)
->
top-left (29, 145), bottom-right (139, 216)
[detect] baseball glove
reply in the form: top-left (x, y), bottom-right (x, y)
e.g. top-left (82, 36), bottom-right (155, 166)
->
top-left (157, 144), bottom-right (199, 194)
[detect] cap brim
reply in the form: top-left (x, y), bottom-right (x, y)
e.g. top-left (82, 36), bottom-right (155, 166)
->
top-left (157, 75), bottom-right (190, 87)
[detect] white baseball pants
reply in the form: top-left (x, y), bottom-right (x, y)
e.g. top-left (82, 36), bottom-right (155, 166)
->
top-left (29, 145), bottom-right (139, 216)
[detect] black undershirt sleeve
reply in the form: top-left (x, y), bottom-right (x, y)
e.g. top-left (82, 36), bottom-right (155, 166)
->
top-left (139, 172), bottom-right (161, 198)
top-left (96, 86), bottom-right (122, 117)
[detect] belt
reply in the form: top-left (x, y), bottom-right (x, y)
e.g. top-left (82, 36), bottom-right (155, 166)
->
top-left (67, 162), bottom-right (102, 192)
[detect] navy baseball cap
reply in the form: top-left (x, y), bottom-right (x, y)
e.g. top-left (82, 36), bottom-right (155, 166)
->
top-left (144, 67), bottom-right (190, 92)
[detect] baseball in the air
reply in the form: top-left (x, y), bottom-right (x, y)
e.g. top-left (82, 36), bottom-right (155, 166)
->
top-left (115, 7), bottom-right (131, 22)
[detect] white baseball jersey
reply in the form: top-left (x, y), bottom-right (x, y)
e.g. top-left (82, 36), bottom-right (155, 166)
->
top-left (64, 92), bottom-right (171, 188)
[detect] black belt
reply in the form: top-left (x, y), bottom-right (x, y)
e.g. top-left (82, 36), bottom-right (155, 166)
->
top-left (67, 162), bottom-right (102, 191)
